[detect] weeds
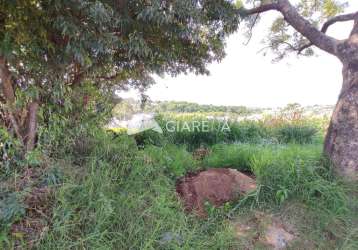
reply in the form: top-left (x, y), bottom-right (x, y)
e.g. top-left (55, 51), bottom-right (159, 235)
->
top-left (1, 113), bottom-right (356, 249)
top-left (38, 140), bottom-right (238, 249)
top-left (204, 143), bottom-right (347, 211)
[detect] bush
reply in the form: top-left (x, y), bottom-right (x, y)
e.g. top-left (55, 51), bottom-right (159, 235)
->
top-left (158, 117), bottom-right (268, 150)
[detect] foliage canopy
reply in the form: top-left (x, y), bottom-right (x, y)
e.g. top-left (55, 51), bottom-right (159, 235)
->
top-left (0, 0), bottom-right (239, 95)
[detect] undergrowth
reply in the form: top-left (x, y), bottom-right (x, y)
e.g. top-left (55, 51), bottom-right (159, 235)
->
top-left (36, 133), bottom-right (238, 249)
top-left (1, 124), bottom-right (356, 249)
top-left (154, 114), bottom-right (322, 150)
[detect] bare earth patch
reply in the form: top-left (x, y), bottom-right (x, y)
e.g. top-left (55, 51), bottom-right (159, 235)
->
top-left (176, 168), bottom-right (256, 217)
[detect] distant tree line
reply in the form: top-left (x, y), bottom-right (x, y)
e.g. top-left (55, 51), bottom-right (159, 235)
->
top-left (144, 101), bottom-right (259, 115)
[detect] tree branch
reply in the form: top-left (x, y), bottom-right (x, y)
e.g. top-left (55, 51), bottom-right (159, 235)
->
top-left (244, 14), bottom-right (260, 45)
top-left (276, 0), bottom-right (338, 55)
top-left (242, 0), bottom-right (339, 55)
top-left (7, 108), bottom-right (24, 143)
top-left (242, 3), bottom-right (279, 16)
top-left (298, 11), bottom-right (358, 54)
top-left (0, 56), bottom-right (15, 103)
top-left (322, 12), bottom-right (358, 33)
top-left (97, 73), bottom-right (121, 81)
top-left (0, 56), bottom-right (24, 143)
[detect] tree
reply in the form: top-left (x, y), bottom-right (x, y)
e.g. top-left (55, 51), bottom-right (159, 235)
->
top-left (1, 1), bottom-right (356, 181)
top-left (239, 0), bottom-right (357, 180)
top-left (0, 0), bottom-right (239, 153)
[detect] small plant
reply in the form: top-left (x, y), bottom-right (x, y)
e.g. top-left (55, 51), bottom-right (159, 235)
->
top-left (276, 187), bottom-right (289, 204)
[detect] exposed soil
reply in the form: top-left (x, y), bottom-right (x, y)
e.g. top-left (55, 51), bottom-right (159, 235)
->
top-left (176, 168), bottom-right (256, 217)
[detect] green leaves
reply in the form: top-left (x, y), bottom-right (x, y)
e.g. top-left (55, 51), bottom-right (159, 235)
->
top-left (322, 0), bottom-right (348, 17)
top-left (128, 32), bottom-right (152, 59)
top-left (0, 0), bottom-right (241, 156)
top-left (137, 1), bottom-right (173, 26)
top-left (242, 0), bottom-right (348, 60)
top-left (0, 0), bottom-right (240, 109)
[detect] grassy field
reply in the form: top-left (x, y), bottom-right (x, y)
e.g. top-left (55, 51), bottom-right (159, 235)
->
top-left (1, 113), bottom-right (357, 249)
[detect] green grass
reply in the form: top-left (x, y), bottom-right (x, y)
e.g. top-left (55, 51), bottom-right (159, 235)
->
top-left (38, 138), bottom-right (356, 249)
top-left (204, 143), bottom-right (357, 249)
top-left (204, 143), bottom-right (321, 170)
top-left (37, 138), bottom-right (238, 249)
top-left (155, 114), bottom-right (323, 149)
top-left (109, 114), bottom-right (324, 150)
top-left (204, 143), bottom-right (346, 208)
top-left (1, 123), bottom-right (357, 249)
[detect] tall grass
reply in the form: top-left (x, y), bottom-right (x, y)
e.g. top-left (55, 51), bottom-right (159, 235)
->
top-left (36, 138), bottom-right (355, 249)
top-left (204, 143), bottom-right (357, 249)
top-left (155, 114), bottom-right (322, 150)
top-left (37, 134), bottom-right (238, 249)
top-left (2, 112), bottom-right (356, 249)
top-left (204, 143), bottom-right (347, 212)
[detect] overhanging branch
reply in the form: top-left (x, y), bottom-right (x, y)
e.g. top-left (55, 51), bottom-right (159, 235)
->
top-left (276, 0), bottom-right (338, 55)
top-left (241, 0), bottom-right (339, 56)
top-left (242, 3), bottom-right (279, 16)
top-left (322, 12), bottom-right (358, 33)
top-left (298, 11), bottom-right (358, 54)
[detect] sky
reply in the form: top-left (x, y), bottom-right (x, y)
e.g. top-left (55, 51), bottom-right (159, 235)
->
top-left (119, 1), bottom-right (358, 108)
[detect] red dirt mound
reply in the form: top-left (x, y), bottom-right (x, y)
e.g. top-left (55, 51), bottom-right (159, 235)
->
top-left (176, 168), bottom-right (256, 217)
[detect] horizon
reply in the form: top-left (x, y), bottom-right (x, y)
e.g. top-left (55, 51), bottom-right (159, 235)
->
top-left (119, 97), bottom-right (335, 110)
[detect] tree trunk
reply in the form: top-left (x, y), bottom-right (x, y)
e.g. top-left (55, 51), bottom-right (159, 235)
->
top-left (324, 18), bottom-right (358, 181)
top-left (25, 101), bottom-right (39, 152)
top-left (0, 56), bottom-right (39, 152)
top-left (324, 62), bottom-right (358, 181)
top-left (0, 56), bottom-right (24, 142)
top-left (243, 0), bottom-right (358, 182)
